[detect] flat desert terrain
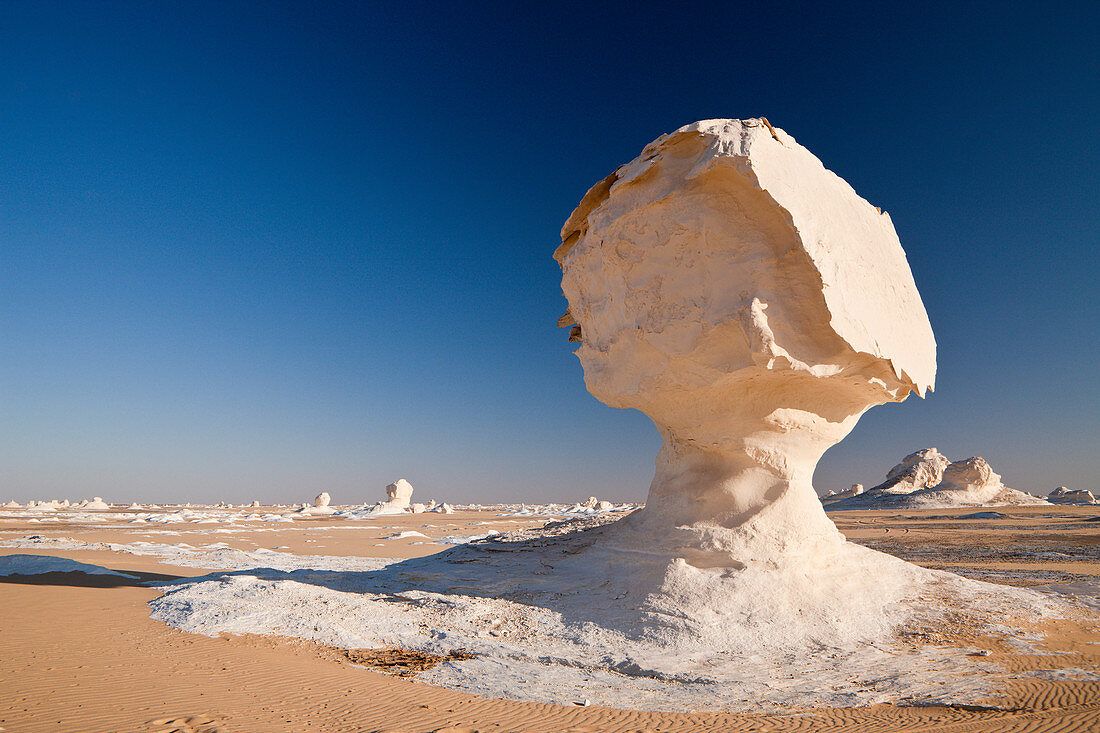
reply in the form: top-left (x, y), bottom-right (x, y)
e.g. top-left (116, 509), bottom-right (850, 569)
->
top-left (1, 505), bottom-right (1097, 733)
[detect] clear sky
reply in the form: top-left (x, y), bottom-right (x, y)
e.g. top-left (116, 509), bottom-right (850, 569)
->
top-left (2, 1), bottom-right (1097, 505)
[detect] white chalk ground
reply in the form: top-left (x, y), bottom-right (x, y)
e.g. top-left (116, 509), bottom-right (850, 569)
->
top-left (0, 535), bottom-right (394, 573)
top-left (5, 513), bottom-right (1096, 713)
top-left (0, 501), bottom-right (635, 528)
top-left (143, 524), bottom-right (1094, 711)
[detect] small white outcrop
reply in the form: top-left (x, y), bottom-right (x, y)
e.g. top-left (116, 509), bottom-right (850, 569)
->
top-left (385, 479), bottom-right (414, 507)
top-left (298, 492), bottom-right (337, 514)
top-left (82, 497), bottom-right (111, 511)
top-left (1048, 486), bottom-right (1097, 505)
top-left (346, 478), bottom-right (418, 517)
top-left (820, 484), bottom-right (864, 501)
top-left (567, 496), bottom-right (616, 513)
top-left (3, 500), bottom-right (20, 508)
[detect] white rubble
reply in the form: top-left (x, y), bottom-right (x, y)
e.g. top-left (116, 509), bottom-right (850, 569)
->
top-left (826, 449), bottom-right (1048, 509)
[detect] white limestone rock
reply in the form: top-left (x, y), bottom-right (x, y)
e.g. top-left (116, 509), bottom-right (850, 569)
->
top-left (830, 452), bottom-right (1047, 509)
top-left (927, 457), bottom-right (1042, 506)
top-left (82, 497), bottom-right (111, 511)
top-left (331, 118), bottom-right (957, 653)
top-left (385, 479), bottom-right (414, 507)
top-left (314, 492), bottom-right (331, 508)
top-left (882, 449), bottom-right (952, 494)
top-left (4, 500), bottom-right (20, 508)
top-left (1048, 486), bottom-right (1097, 505)
top-left (352, 479), bottom-right (417, 517)
top-left (152, 119), bottom-right (1072, 711)
top-left (820, 483), bottom-right (864, 501)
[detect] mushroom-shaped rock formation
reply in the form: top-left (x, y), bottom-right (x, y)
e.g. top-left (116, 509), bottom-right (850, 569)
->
top-left (150, 120), bottom-right (1073, 711)
top-left (385, 479), bottom-right (414, 507)
top-left (556, 117), bottom-right (935, 550)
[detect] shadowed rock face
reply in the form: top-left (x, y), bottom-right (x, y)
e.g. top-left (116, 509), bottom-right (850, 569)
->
top-left (556, 118), bottom-right (935, 537)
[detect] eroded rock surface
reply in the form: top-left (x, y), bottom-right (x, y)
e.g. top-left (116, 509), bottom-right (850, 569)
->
top-left (826, 450), bottom-right (1047, 509)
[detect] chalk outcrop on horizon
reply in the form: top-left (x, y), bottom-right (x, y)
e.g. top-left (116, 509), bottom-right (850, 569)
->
top-left (1048, 486), bottom-right (1098, 505)
top-left (825, 449), bottom-right (1047, 509)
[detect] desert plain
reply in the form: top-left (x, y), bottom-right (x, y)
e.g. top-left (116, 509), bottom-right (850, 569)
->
top-left (1, 502), bottom-right (1097, 733)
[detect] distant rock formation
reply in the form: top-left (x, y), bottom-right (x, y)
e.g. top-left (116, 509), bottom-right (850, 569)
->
top-left (825, 449), bottom-right (1047, 509)
top-left (821, 483), bottom-right (864, 500)
top-left (81, 497), bottom-right (111, 511)
top-left (1048, 486), bottom-right (1097, 505)
top-left (314, 492), bottom-right (331, 507)
top-left (385, 479), bottom-right (414, 507)
top-left (568, 496), bottom-right (615, 513)
top-left (354, 478), bottom-right (417, 517)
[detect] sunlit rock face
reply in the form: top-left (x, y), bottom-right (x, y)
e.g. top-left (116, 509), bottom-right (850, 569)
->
top-left (385, 479), bottom-right (414, 508)
top-left (827, 450), bottom-right (1048, 509)
top-left (556, 118), bottom-right (935, 538)
top-left (1049, 486), bottom-right (1097, 505)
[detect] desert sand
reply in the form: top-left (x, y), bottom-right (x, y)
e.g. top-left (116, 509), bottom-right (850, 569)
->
top-left (0, 505), bottom-right (1097, 733)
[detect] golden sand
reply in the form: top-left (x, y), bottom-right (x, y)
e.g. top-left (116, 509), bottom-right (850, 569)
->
top-left (1, 507), bottom-right (1096, 732)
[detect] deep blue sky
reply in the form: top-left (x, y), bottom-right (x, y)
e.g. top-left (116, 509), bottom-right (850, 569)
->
top-left (2, 1), bottom-right (1097, 504)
